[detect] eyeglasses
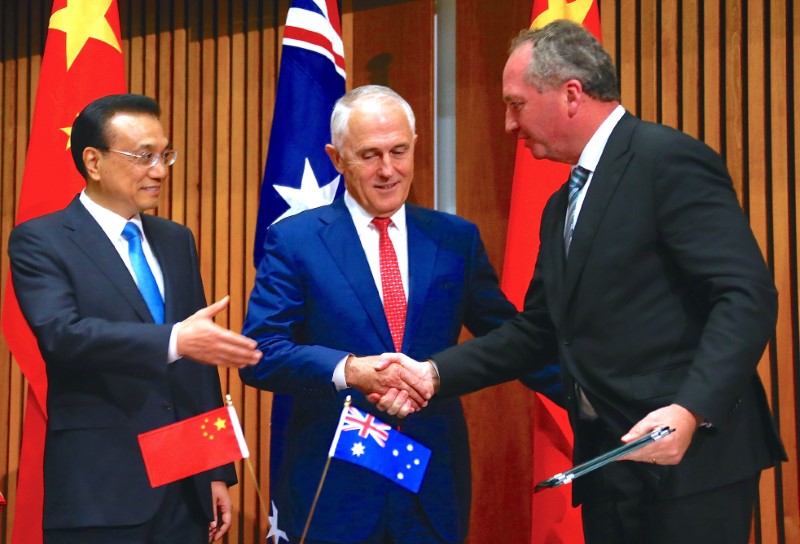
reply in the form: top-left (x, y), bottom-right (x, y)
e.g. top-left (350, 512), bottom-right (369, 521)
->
top-left (105, 148), bottom-right (178, 168)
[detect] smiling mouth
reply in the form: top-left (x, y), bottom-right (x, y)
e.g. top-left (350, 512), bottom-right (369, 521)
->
top-left (374, 181), bottom-right (399, 191)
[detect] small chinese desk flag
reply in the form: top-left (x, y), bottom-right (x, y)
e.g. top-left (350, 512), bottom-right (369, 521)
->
top-left (329, 403), bottom-right (431, 493)
top-left (138, 403), bottom-right (249, 488)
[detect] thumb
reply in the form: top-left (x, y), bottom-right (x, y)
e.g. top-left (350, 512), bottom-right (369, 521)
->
top-left (375, 353), bottom-right (402, 371)
top-left (197, 296), bottom-right (230, 320)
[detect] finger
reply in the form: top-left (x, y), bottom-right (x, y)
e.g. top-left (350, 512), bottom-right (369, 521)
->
top-left (377, 388), bottom-right (401, 412)
top-left (397, 398), bottom-right (418, 418)
top-left (386, 389), bottom-right (412, 416)
top-left (201, 295), bottom-right (231, 320)
top-left (375, 353), bottom-right (403, 371)
top-left (367, 392), bottom-right (382, 404)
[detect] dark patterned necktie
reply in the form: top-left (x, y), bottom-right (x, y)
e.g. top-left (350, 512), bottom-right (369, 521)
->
top-left (564, 166), bottom-right (591, 254)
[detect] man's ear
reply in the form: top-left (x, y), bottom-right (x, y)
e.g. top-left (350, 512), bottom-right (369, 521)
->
top-left (564, 78), bottom-right (584, 117)
top-left (325, 143), bottom-right (344, 173)
top-left (82, 147), bottom-right (103, 181)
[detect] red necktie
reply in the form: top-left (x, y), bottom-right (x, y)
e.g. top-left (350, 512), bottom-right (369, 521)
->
top-left (372, 217), bottom-right (407, 351)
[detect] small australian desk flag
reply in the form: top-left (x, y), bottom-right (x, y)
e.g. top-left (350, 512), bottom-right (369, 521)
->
top-left (329, 401), bottom-right (431, 493)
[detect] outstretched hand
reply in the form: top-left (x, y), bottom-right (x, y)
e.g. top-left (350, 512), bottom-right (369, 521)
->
top-left (176, 296), bottom-right (262, 369)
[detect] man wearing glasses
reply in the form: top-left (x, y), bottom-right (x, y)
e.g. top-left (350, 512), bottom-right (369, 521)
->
top-left (8, 93), bottom-right (261, 543)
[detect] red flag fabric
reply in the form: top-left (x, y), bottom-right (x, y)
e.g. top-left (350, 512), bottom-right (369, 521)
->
top-left (138, 405), bottom-right (249, 488)
top-left (0, 1), bottom-right (126, 542)
top-left (500, 2), bottom-right (601, 544)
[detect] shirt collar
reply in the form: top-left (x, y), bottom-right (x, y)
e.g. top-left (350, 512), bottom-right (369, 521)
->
top-left (577, 104), bottom-right (626, 172)
top-left (79, 190), bottom-right (144, 240)
top-left (343, 190), bottom-right (407, 234)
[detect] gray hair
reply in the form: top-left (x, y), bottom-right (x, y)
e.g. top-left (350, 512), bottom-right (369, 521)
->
top-left (329, 85), bottom-right (416, 150)
top-left (511, 20), bottom-right (620, 101)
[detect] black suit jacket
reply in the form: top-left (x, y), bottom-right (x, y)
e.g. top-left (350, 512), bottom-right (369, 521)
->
top-left (8, 196), bottom-right (235, 530)
top-left (435, 113), bottom-right (785, 503)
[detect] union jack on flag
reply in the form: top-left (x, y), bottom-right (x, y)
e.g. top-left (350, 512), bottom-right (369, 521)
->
top-left (328, 400), bottom-right (432, 493)
top-left (341, 406), bottom-right (391, 446)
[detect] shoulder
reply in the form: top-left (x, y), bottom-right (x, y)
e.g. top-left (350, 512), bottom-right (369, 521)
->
top-left (10, 206), bottom-right (71, 246)
top-left (141, 214), bottom-right (194, 240)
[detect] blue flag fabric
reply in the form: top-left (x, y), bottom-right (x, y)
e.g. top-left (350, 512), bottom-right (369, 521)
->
top-left (329, 404), bottom-right (432, 494)
top-left (258, 1), bottom-right (345, 539)
top-left (253, 0), bottom-right (346, 267)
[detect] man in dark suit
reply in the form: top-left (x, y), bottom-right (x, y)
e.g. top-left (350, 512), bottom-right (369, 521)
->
top-left (239, 85), bottom-right (517, 543)
top-left (8, 94), bottom-right (261, 544)
top-left (373, 21), bottom-right (786, 544)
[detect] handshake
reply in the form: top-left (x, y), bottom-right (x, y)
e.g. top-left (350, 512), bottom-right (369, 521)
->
top-left (345, 354), bottom-right (439, 418)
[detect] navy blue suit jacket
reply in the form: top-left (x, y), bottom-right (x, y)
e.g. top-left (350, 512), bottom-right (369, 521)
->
top-left (240, 199), bottom-right (516, 542)
top-left (8, 197), bottom-right (235, 530)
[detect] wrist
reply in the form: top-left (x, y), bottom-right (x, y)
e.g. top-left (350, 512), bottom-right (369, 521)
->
top-left (426, 359), bottom-right (441, 394)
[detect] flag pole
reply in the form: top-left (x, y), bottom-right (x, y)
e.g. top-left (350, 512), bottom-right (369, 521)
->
top-left (299, 396), bottom-right (351, 544)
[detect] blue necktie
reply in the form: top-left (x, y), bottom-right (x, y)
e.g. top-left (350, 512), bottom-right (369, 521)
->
top-left (564, 166), bottom-right (591, 254)
top-left (122, 222), bottom-right (165, 324)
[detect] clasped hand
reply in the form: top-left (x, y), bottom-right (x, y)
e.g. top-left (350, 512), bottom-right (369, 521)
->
top-left (346, 353), bottom-right (435, 418)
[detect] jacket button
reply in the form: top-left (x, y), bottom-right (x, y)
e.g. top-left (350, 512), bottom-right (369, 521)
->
top-left (162, 401), bottom-right (173, 410)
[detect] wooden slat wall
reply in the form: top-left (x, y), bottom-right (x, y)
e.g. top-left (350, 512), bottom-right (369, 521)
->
top-left (1, 1), bottom-right (798, 543)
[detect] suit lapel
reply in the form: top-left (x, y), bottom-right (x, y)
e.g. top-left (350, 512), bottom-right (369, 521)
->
top-left (63, 199), bottom-right (154, 323)
top-left (318, 201), bottom-right (395, 351)
top-left (404, 205), bottom-right (437, 353)
top-left (562, 113), bottom-right (637, 304)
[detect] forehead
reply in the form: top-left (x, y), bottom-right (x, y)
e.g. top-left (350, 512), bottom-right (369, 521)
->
top-left (106, 112), bottom-right (166, 146)
top-left (345, 102), bottom-right (413, 146)
top-left (503, 46), bottom-right (533, 99)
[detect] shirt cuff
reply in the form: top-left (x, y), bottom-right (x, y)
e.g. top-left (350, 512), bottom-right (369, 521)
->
top-left (167, 322), bottom-right (181, 363)
top-left (333, 354), bottom-right (350, 391)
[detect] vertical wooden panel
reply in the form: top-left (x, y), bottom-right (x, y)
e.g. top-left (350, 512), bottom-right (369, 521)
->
top-left (660, 0), bottom-right (679, 128)
top-left (639, 1), bottom-right (658, 121)
top-left (618, 0), bottom-right (637, 112)
top-left (725, 0), bottom-right (745, 200)
top-left (681, 0), bottom-right (701, 137)
top-left (702, 0), bottom-right (721, 151)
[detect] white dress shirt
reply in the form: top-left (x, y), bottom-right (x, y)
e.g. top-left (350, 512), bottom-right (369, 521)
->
top-left (79, 190), bottom-right (180, 362)
top-left (332, 191), bottom-right (410, 389)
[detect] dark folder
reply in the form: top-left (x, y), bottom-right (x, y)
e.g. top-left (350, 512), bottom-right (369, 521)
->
top-left (534, 426), bottom-right (674, 492)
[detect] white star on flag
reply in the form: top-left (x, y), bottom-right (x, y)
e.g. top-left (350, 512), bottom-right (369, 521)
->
top-left (351, 441), bottom-right (366, 457)
top-left (271, 158), bottom-right (340, 225)
top-left (267, 500), bottom-right (289, 543)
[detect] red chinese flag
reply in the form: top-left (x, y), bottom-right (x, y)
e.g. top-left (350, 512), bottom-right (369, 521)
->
top-left (0, 2), bottom-right (126, 542)
top-left (138, 405), bottom-right (250, 488)
top-left (500, 2), bottom-right (601, 544)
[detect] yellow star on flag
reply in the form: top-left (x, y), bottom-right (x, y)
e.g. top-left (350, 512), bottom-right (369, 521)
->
top-left (60, 126), bottom-right (72, 150)
top-left (532, 0), bottom-right (594, 30)
top-left (49, 0), bottom-right (122, 70)
top-left (214, 418), bottom-right (227, 431)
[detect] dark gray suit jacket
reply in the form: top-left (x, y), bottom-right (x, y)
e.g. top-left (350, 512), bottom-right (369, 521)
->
top-left (9, 196), bottom-right (235, 530)
top-left (435, 113), bottom-right (785, 503)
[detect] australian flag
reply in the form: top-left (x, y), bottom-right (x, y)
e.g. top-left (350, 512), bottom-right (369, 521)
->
top-left (257, 2), bottom-right (345, 541)
top-left (253, 0), bottom-right (346, 267)
top-left (329, 403), bottom-right (432, 494)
